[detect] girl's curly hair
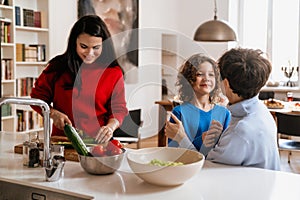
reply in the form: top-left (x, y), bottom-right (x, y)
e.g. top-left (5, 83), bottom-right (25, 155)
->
top-left (176, 53), bottom-right (221, 104)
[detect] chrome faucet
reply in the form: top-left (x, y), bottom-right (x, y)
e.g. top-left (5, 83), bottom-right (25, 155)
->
top-left (0, 97), bottom-right (65, 182)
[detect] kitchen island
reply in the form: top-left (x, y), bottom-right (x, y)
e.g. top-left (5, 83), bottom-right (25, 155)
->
top-left (1, 132), bottom-right (300, 200)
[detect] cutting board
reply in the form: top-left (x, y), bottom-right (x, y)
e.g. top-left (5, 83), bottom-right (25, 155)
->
top-left (14, 144), bottom-right (79, 162)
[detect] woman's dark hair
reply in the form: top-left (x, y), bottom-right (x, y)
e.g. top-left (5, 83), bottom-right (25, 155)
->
top-left (46, 15), bottom-right (120, 87)
top-left (65, 15), bottom-right (119, 75)
top-left (176, 53), bottom-right (221, 103)
top-left (218, 48), bottom-right (272, 99)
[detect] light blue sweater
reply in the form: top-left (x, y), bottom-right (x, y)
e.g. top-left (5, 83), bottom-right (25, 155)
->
top-left (206, 96), bottom-right (281, 171)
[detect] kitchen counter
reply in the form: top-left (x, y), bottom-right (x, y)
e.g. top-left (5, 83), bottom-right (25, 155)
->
top-left (261, 86), bottom-right (300, 101)
top-left (261, 86), bottom-right (300, 92)
top-left (1, 132), bottom-right (300, 200)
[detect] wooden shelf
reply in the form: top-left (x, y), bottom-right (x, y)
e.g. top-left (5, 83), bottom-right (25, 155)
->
top-left (1, 43), bottom-right (14, 47)
top-left (1, 115), bottom-right (14, 120)
top-left (15, 26), bottom-right (48, 32)
top-left (16, 61), bottom-right (47, 66)
top-left (0, 5), bottom-right (13, 10)
top-left (1, 80), bottom-right (15, 83)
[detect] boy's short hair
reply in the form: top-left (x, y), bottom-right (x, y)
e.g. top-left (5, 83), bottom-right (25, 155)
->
top-left (218, 48), bottom-right (272, 99)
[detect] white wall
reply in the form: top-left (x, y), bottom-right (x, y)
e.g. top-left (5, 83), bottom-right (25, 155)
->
top-left (49, 0), bottom-right (234, 139)
top-left (127, 0), bottom-right (234, 138)
top-left (48, 0), bottom-right (77, 58)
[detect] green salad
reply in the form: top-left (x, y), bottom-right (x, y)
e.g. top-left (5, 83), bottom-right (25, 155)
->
top-left (149, 159), bottom-right (184, 166)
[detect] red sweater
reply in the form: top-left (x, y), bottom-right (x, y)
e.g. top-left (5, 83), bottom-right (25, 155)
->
top-left (31, 62), bottom-right (128, 137)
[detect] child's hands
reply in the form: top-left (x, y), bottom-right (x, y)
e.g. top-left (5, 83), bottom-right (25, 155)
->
top-left (202, 120), bottom-right (223, 147)
top-left (164, 113), bottom-right (186, 143)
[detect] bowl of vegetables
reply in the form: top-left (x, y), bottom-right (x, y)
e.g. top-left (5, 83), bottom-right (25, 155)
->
top-left (63, 124), bottom-right (125, 175)
top-left (127, 147), bottom-right (205, 186)
top-left (78, 139), bottom-right (125, 175)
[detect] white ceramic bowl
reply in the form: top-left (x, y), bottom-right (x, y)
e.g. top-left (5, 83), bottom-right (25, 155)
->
top-left (127, 147), bottom-right (205, 186)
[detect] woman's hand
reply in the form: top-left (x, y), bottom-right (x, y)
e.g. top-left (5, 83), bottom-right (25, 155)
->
top-left (95, 126), bottom-right (113, 144)
top-left (164, 113), bottom-right (186, 143)
top-left (95, 118), bottom-right (119, 144)
top-left (202, 120), bottom-right (223, 147)
top-left (50, 108), bottom-right (72, 130)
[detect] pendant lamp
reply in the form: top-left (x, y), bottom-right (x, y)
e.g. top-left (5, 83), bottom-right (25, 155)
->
top-left (194, 0), bottom-right (237, 42)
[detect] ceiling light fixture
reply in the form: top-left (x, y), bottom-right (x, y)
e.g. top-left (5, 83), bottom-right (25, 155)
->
top-left (194, 0), bottom-right (237, 42)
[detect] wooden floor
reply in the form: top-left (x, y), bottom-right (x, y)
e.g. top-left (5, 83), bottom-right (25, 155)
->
top-left (279, 151), bottom-right (300, 174)
top-left (124, 135), bottom-right (300, 174)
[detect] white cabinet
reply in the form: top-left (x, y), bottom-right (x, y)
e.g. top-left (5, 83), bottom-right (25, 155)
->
top-left (1, 0), bottom-right (48, 132)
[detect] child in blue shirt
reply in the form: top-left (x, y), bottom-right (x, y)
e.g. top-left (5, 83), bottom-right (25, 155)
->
top-left (165, 54), bottom-right (231, 156)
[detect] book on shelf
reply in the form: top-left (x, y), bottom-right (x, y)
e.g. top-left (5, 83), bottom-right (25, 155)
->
top-left (0, 0), bottom-right (9, 6)
top-left (0, 20), bottom-right (11, 43)
top-left (17, 109), bottom-right (43, 131)
top-left (1, 103), bottom-right (11, 117)
top-left (29, 44), bottom-right (46, 61)
top-left (16, 77), bottom-right (37, 97)
top-left (5, 21), bottom-right (10, 43)
top-left (1, 58), bottom-right (13, 80)
top-left (16, 43), bottom-right (25, 61)
top-left (16, 43), bottom-right (46, 62)
top-left (21, 8), bottom-right (45, 28)
top-left (23, 8), bottom-right (34, 27)
top-left (17, 109), bottom-right (25, 131)
top-left (23, 8), bottom-right (44, 28)
top-left (15, 6), bottom-right (21, 26)
top-left (25, 46), bottom-right (38, 62)
top-left (34, 11), bottom-right (41, 28)
top-left (40, 11), bottom-right (47, 28)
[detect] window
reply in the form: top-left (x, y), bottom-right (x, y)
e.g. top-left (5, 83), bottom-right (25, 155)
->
top-left (239, 0), bottom-right (299, 84)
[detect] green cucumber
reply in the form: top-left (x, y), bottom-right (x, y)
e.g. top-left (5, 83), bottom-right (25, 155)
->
top-left (63, 124), bottom-right (90, 156)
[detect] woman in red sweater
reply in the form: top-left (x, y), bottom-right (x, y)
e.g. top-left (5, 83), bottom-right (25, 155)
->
top-left (31, 15), bottom-right (128, 143)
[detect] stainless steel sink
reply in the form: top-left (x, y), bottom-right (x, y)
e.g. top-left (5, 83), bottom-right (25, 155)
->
top-left (0, 178), bottom-right (94, 200)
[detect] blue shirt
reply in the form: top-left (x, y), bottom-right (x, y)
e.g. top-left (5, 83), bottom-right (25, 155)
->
top-left (206, 96), bottom-right (281, 171)
top-left (168, 102), bottom-right (231, 155)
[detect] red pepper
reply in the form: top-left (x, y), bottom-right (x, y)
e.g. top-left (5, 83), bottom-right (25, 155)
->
top-left (110, 139), bottom-right (123, 149)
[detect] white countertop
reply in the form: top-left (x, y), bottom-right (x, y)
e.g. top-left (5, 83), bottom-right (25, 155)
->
top-left (261, 86), bottom-right (300, 92)
top-left (1, 132), bottom-right (300, 200)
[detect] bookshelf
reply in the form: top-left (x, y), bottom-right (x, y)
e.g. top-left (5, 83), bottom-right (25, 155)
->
top-left (0, 0), bottom-right (15, 131)
top-left (0, 0), bottom-right (49, 133)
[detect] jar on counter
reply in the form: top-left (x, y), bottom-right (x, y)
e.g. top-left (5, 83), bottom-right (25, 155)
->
top-left (23, 141), bottom-right (40, 168)
top-left (23, 133), bottom-right (40, 167)
top-left (287, 92), bottom-right (293, 102)
top-left (28, 142), bottom-right (40, 168)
